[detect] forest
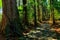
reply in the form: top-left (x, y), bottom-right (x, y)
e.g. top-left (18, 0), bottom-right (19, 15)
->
top-left (0, 0), bottom-right (60, 40)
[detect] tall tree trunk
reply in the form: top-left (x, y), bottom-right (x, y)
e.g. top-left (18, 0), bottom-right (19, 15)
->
top-left (37, 0), bottom-right (42, 23)
top-left (23, 0), bottom-right (28, 26)
top-left (40, 0), bottom-right (43, 22)
top-left (51, 8), bottom-right (55, 24)
top-left (19, 0), bottom-right (20, 6)
top-left (50, 0), bottom-right (55, 25)
top-left (34, 0), bottom-right (37, 28)
top-left (2, 0), bottom-right (24, 38)
top-left (37, 0), bottom-right (40, 21)
top-left (42, 6), bottom-right (46, 21)
top-left (49, 0), bottom-right (53, 23)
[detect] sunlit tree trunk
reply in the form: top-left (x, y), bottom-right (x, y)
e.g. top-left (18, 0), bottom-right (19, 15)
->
top-left (40, 0), bottom-right (43, 22)
top-left (2, 0), bottom-right (24, 37)
top-left (49, 0), bottom-right (53, 23)
top-left (37, 0), bottom-right (42, 23)
top-left (40, 3), bottom-right (43, 22)
top-left (50, 0), bottom-right (55, 24)
top-left (37, 0), bottom-right (40, 21)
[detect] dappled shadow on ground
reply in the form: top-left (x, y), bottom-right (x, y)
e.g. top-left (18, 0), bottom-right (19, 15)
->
top-left (0, 22), bottom-right (60, 40)
top-left (22, 22), bottom-right (60, 40)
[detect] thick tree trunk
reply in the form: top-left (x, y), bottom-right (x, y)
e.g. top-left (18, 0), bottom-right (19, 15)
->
top-left (1, 0), bottom-right (8, 33)
top-left (2, 0), bottom-right (24, 37)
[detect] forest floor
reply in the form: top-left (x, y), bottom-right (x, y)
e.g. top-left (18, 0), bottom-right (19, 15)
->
top-left (0, 33), bottom-right (6, 40)
top-left (22, 22), bottom-right (60, 40)
top-left (0, 21), bottom-right (60, 40)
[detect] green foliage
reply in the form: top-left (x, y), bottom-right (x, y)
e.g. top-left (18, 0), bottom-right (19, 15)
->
top-left (18, 5), bottom-right (23, 10)
top-left (27, 0), bottom-right (34, 22)
top-left (54, 9), bottom-right (60, 19)
top-left (52, 0), bottom-right (60, 12)
top-left (17, 0), bottom-right (60, 21)
top-left (51, 0), bottom-right (60, 19)
top-left (0, 0), bottom-right (2, 8)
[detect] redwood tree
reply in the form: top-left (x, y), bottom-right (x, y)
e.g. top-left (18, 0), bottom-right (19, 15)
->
top-left (1, 0), bottom-right (24, 38)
